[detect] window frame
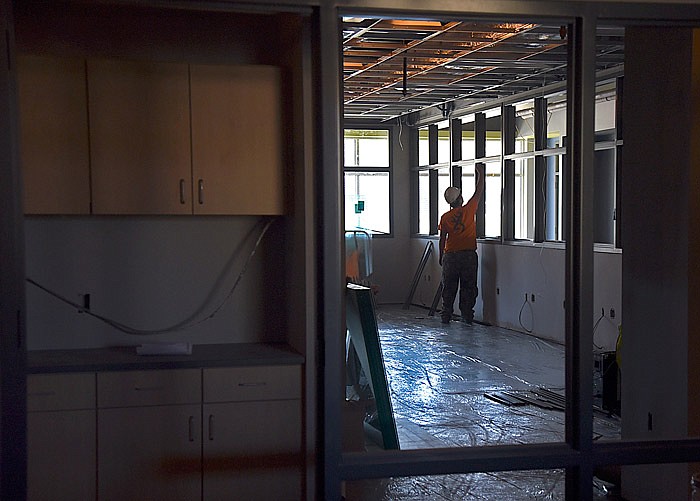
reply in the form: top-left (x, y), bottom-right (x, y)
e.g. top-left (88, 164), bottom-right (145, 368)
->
top-left (343, 126), bottom-right (394, 237)
top-left (412, 122), bottom-right (446, 237)
top-left (324, 6), bottom-right (700, 501)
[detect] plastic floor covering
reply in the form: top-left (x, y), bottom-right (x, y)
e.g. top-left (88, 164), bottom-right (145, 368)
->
top-left (343, 304), bottom-right (622, 500)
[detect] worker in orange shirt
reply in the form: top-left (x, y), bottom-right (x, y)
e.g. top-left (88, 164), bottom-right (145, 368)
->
top-left (438, 164), bottom-right (485, 324)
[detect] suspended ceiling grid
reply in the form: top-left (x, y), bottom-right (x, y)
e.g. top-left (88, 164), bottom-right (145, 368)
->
top-left (342, 19), bottom-right (625, 121)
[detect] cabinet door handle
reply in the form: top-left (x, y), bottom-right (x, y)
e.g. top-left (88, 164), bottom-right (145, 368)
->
top-left (188, 416), bottom-right (195, 442)
top-left (179, 179), bottom-right (186, 204)
top-left (238, 382), bottom-right (267, 387)
top-left (198, 179), bottom-right (204, 205)
top-left (134, 385), bottom-right (165, 392)
top-left (208, 414), bottom-right (214, 441)
top-left (28, 390), bottom-right (57, 397)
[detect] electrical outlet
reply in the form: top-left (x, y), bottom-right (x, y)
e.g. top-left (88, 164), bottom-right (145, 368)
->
top-left (531, 293), bottom-right (535, 302)
top-left (610, 308), bottom-right (615, 319)
top-left (496, 287), bottom-right (500, 295)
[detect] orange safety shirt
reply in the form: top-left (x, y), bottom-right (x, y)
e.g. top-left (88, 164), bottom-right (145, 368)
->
top-left (438, 197), bottom-right (479, 252)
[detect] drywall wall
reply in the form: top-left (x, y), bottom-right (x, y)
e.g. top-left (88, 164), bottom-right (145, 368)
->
top-left (24, 216), bottom-right (286, 350)
top-left (376, 237), bottom-right (621, 351)
top-left (621, 26), bottom-right (694, 501)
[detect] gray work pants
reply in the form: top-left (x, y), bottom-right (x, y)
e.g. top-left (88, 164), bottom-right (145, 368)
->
top-left (441, 249), bottom-right (478, 322)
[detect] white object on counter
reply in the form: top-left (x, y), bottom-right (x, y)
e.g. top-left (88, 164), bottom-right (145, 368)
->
top-left (136, 343), bottom-right (193, 356)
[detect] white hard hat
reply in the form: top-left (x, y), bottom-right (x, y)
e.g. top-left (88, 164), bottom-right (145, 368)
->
top-left (444, 186), bottom-right (461, 205)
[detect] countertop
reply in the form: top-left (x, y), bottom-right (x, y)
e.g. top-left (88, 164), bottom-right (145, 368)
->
top-left (28, 342), bottom-right (304, 373)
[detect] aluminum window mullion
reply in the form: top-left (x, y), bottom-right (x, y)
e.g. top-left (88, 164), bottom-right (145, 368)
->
top-left (341, 442), bottom-right (581, 480)
top-left (502, 104), bottom-right (516, 240)
top-left (450, 117), bottom-right (462, 164)
top-left (615, 76), bottom-right (623, 249)
top-left (475, 112), bottom-right (486, 238)
top-left (475, 112), bottom-right (486, 159)
top-left (451, 165), bottom-right (462, 192)
top-left (534, 97), bottom-right (547, 243)
top-left (428, 124), bottom-right (438, 165)
top-left (564, 14), bottom-right (596, 501)
top-left (451, 117), bottom-right (463, 191)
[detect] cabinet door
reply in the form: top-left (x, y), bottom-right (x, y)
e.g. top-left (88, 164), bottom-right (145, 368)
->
top-left (190, 64), bottom-right (284, 215)
top-left (88, 59), bottom-right (192, 214)
top-left (28, 410), bottom-right (96, 501)
top-left (27, 373), bottom-right (97, 500)
top-left (98, 405), bottom-right (201, 501)
top-left (17, 55), bottom-right (91, 214)
top-left (202, 400), bottom-right (301, 501)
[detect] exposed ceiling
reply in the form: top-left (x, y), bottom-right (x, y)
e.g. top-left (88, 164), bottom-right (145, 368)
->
top-left (342, 18), bottom-right (625, 121)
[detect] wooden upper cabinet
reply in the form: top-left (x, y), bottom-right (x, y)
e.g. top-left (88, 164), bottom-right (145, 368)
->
top-left (190, 65), bottom-right (284, 215)
top-left (88, 59), bottom-right (192, 215)
top-left (17, 55), bottom-right (91, 215)
top-left (19, 59), bottom-right (283, 216)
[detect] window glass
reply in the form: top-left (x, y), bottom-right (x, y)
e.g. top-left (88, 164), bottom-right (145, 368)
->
top-left (593, 92), bottom-right (617, 246)
top-left (461, 166), bottom-right (476, 201)
top-left (437, 120), bottom-right (450, 164)
top-left (344, 129), bottom-right (390, 167)
top-left (344, 129), bottom-right (391, 234)
top-left (484, 161), bottom-right (501, 237)
top-left (515, 157), bottom-right (535, 240)
top-left (486, 134), bottom-right (502, 157)
top-left (418, 170), bottom-right (430, 234)
top-left (547, 98), bottom-right (567, 148)
top-left (595, 93), bottom-right (616, 132)
top-left (344, 172), bottom-right (390, 234)
top-left (418, 127), bottom-right (430, 166)
top-left (462, 119), bottom-right (475, 160)
top-left (594, 135), bottom-right (616, 245)
top-left (437, 167), bottom-right (451, 221)
top-left (545, 154), bottom-right (564, 241)
top-left (515, 100), bottom-right (535, 153)
top-left (485, 111), bottom-right (502, 157)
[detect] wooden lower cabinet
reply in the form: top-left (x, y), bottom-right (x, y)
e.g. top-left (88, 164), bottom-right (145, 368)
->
top-left (27, 373), bottom-right (96, 501)
top-left (97, 404), bottom-right (202, 501)
top-left (97, 369), bottom-right (202, 501)
top-left (28, 364), bottom-right (302, 501)
top-left (28, 410), bottom-right (96, 501)
top-left (202, 400), bottom-right (302, 501)
top-left (202, 365), bottom-right (302, 500)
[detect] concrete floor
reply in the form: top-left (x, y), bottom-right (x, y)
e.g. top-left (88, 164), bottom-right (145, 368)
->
top-left (343, 304), bottom-right (621, 500)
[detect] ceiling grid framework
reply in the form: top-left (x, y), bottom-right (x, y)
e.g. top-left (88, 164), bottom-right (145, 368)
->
top-left (342, 18), bottom-right (625, 121)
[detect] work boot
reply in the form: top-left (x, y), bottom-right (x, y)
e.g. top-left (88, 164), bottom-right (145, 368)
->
top-left (462, 310), bottom-right (474, 325)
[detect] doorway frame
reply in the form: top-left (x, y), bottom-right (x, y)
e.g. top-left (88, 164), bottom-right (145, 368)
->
top-left (319, 1), bottom-right (700, 500)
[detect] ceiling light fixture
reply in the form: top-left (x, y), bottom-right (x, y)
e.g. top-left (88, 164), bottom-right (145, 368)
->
top-left (390, 19), bottom-right (442, 28)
